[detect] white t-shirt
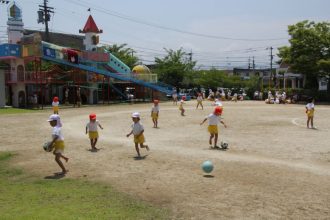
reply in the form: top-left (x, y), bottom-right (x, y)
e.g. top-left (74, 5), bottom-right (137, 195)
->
top-left (215, 101), bottom-right (223, 106)
top-left (306, 103), bottom-right (314, 110)
top-left (206, 114), bottom-right (220, 125)
top-left (197, 96), bottom-right (203, 101)
top-left (52, 126), bottom-right (64, 141)
top-left (151, 105), bottom-right (159, 113)
top-left (86, 120), bottom-right (100, 132)
top-left (132, 122), bottom-right (144, 135)
top-left (52, 101), bottom-right (59, 107)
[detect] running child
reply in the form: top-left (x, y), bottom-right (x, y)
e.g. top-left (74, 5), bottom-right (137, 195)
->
top-left (52, 96), bottom-right (59, 114)
top-left (179, 99), bottom-right (185, 116)
top-left (200, 106), bottom-right (227, 149)
top-left (196, 93), bottom-right (203, 110)
top-left (306, 98), bottom-right (315, 129)
top-left (151, 100), bottom-right (160, 128)
top-left (86, 113), bottom-right (104, 151)
top-left (126, 112), bottom-right (149, 157)
top-left (47, 114), bottom-right (69, 175)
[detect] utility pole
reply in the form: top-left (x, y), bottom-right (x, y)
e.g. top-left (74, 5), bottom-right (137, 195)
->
top-left (38, 0), bottom-right (54, 42)
top-left (252, 56), bottom-right (255, 71)
top-left (248, 57), bottom-right (251, 69)
top-left (187, 50), bottom-right (192, 62)
top-left (268, 46), bottom-right (274, 89)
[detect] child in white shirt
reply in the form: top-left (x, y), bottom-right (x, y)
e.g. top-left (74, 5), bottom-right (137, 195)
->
top-left (86, 113), bottom-right (104, 151)
top-left (47, 114), bottom-right (69, 175)
top-left (127, 112), bottom-right (149, 157)
top-left (179, 100), bottom-right (185, 116)
top-left (151, 100), bottom-right (160, 128)
top-left (305, 98), bottom-right (315, 129)
top-left (200, 106), bottom-right (227, 149)
top-left (196, 93), bottom-right (203, 110)
top-left (52, 96), bottom-right (59, 114)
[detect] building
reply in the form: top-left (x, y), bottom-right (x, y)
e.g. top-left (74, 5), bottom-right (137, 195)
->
top-left (233, 65), bottom-right (304, 90)
top-left (0, 3), bottom-right (170, 108)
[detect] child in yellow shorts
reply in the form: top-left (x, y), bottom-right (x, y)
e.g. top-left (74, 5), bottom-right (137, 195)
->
top-left (47, 114), bottom-right (69, 175)
top-left (86, 113), bottom-right (104, 151)
top-left (196, 93), bottom-right (203, 110)
top-left (127, 112), bottom-right (149, 157)
top-left (305, 98), bottom-right (315, 129)
top-left (179, 99), bottom-right (185, 116)
top-left (52, 96), bottom-right (59, 114)
top-left (200, 106), bottom-right (227, 149)
top-left (151, 99), bottom-right (160, 128)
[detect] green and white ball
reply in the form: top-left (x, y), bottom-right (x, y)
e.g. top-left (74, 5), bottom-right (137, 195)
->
top-left (43, 142), bottom-right (53, 152)
top-left (201, 160), bottom-right (214, 173)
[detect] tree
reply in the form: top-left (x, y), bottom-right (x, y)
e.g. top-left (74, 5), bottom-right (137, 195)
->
top-left (278, 20), bottom-right (330, 89)
top-left (153, 48), bottom-right (196, 87)
top-left (102, 44), bottom-right (139, 69)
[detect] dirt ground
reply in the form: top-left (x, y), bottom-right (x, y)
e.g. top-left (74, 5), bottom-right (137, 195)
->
top-left (1, 101), bottom-right (330, 219)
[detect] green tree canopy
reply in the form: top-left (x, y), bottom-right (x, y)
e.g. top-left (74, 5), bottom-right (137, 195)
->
top-left (153, 48), bottom-right (196, 87)
top-left (278, 20), bottom-right (330, 88)
top-left (195, 68), bottom-right (259, 91)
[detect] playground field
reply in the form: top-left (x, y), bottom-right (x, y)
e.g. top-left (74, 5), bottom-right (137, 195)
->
top-left (1, 101), bottom-right (330, 219)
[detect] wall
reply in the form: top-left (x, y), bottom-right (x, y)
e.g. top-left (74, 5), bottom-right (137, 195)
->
top-left (0, 69), bottom-right (5, 107)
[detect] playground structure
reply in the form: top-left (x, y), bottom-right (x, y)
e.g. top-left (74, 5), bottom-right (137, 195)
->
top-left (0, 2), bottom-right (172, 108)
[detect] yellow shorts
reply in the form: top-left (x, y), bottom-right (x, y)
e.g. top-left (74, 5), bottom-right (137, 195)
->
top-left (197, 100), bottom-right (202, 104)
top-left (307, 110), bottom-right (314, 117)
top-left (179, 106), bottom-right (183, 110)
top-left (53, 106), bottom-right (59, 112)
top-left (208, 125), bottom-right (218, 134)
top-left (134, 134), bottom-right (145, 144)
top-left (54, 140), bottom-right (65, 153)
top-left (89, 131), bottom-right (99, 139)
top-left (151, 112), bottom-right (158, 120)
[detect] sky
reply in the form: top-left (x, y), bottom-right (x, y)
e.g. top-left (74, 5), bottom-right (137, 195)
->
top-left (0, 0), bottom-right (329, 69)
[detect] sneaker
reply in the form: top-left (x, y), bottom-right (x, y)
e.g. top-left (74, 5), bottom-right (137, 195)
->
top-left (214, 146), bottom-right (220, 149)
top-left (145, 145), bottom-right (150, 151)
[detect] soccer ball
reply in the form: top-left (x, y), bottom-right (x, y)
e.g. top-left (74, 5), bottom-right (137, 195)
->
top-left (221, 141), bottom-right (228, 149)
top-left (43, 142), bottom-right (54, 152)
top-left (201, 160), bottom-right (214, 173)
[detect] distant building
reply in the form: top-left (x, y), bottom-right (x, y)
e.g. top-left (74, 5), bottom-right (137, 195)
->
top-left (233, 65), bottom-right (304, 90)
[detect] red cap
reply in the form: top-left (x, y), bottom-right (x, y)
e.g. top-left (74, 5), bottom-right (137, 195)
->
top-left (89, 113), bottom-right (96, 120)
top-left (182, 96), bottom-right (186, 101)
top-left (53, 96), bottom-right (59, 102)
top-left (154, 99), bottom-right (159, 104)
top-left (214, 106), bottom-right (223, 115)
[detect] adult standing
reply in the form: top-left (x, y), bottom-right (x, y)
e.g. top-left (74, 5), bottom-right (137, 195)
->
top-left (76, 87), bottom-right (81, 107)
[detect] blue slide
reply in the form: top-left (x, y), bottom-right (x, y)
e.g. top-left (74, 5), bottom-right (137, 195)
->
top-left (105, 52), bottom-right (131, 74)
top-left (41, 56), bottom-right (172, 95)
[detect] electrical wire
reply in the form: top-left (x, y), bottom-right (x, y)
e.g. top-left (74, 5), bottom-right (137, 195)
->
top-left (63, 0), bottom-right (288, 42)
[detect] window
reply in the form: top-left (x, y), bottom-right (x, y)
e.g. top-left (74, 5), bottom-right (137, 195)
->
top-left (17, 65), bottom-right (24, 81)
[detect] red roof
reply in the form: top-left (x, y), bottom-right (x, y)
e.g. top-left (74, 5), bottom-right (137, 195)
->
top-left (80, 15), bottom-right (102, 33)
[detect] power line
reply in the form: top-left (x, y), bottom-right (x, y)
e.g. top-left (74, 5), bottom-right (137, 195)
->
top-left (63, 0), bottom-right (288, 42)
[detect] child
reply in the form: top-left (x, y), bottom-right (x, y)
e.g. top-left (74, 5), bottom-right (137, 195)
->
top-left (200, 106), bottom-right (227, 149)
top-left (196, 93), bottom-right (203, 110)
top-left (126, 112), bottom-right (149, 157)
top-left (172, 92), bottom-right (178, 105)
top-left (151, 100), bottom-right (160, 128)
top-left (86, 113), bottom-right (104, 151)
top-left (213, 98), bottom-right (223, 107)
top-left (305, 98), bottom-right (315, 129)
top-left (179, 99), bottom-right (185, 116)
top-left (47, 114), bottom-right (69, 175)
top-left (52, 96), bottom-right (59, 114)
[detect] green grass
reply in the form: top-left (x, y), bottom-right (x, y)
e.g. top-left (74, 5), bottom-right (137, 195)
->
top-left (0, 108), bottom-right (38, 115)
top-left (0, 152), bottom-right (168, 220)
